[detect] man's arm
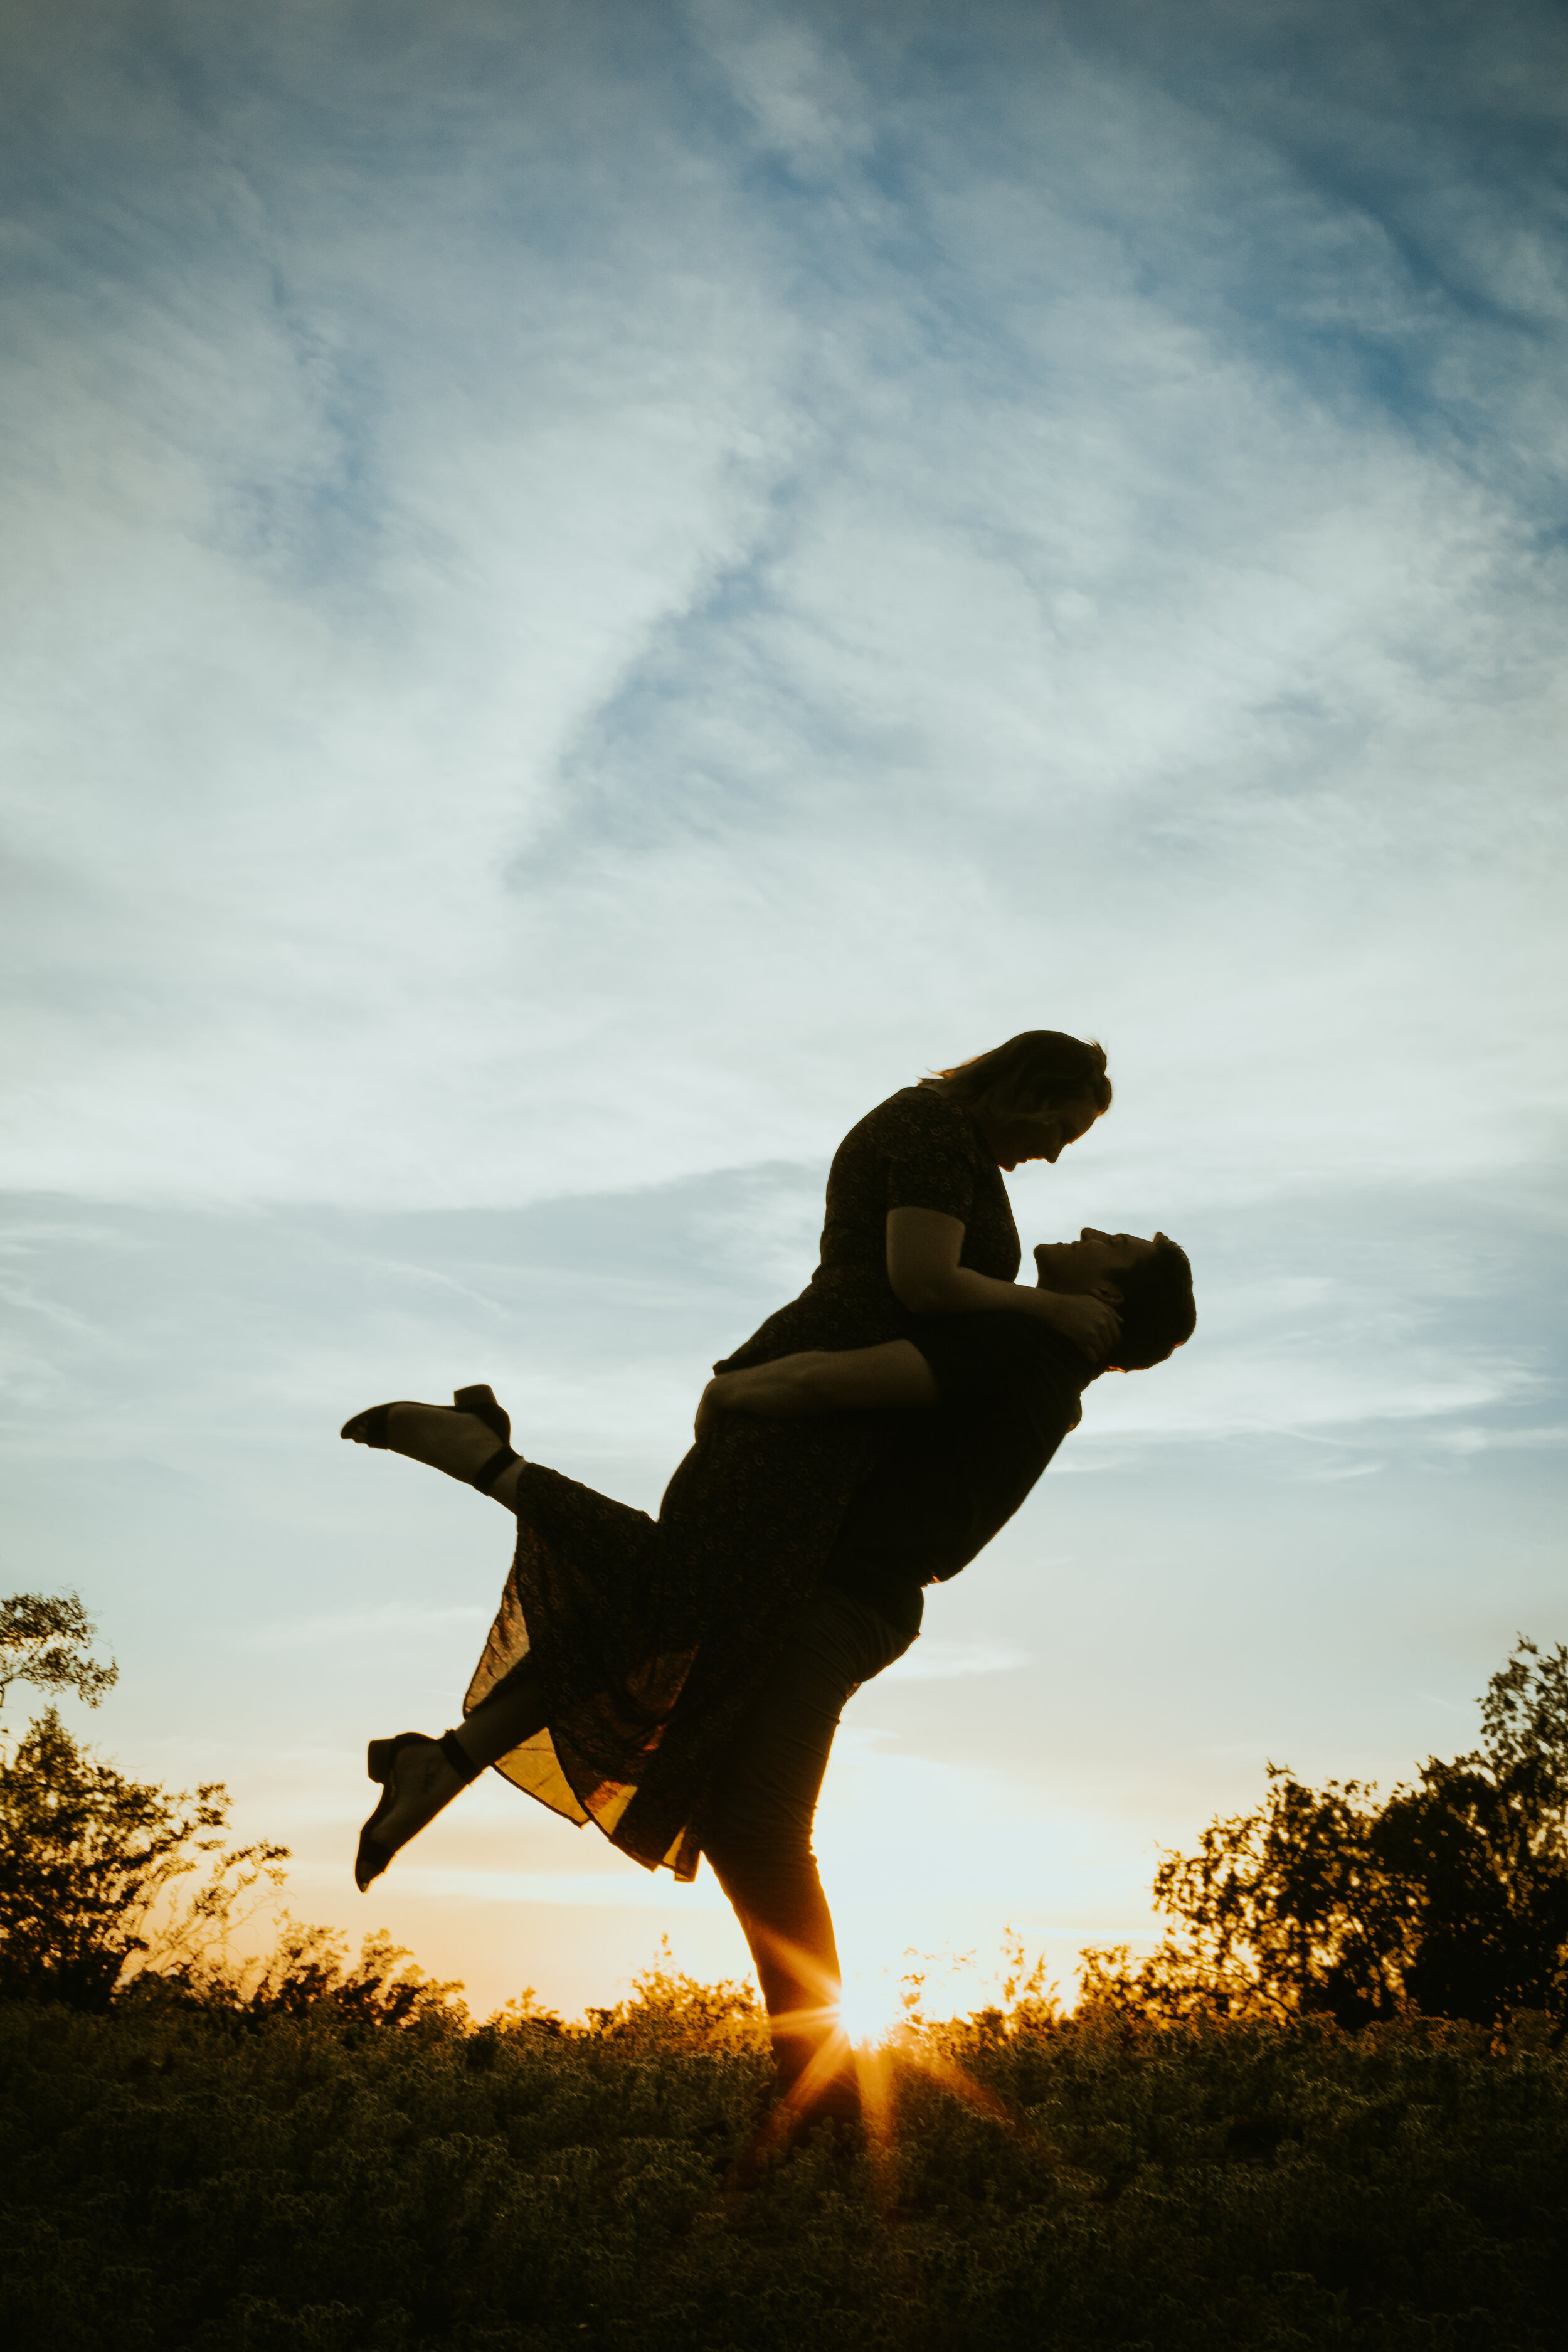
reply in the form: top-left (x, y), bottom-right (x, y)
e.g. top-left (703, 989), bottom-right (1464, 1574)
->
top-left (699, 1316), bottom-right (1089, 1581)
top-left (694, 1342), bottom-right (938, 1442)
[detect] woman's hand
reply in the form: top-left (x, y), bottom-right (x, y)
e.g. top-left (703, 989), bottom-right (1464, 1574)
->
top-left (1032, 1288), bottom-right (1121, 1364)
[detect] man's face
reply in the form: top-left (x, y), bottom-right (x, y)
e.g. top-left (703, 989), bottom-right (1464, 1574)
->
top-left (1033, 1228), bottom-right (1158, 1299)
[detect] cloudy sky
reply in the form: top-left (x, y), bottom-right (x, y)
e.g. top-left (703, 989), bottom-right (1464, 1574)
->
top-left (3, 0), bottom-right (1565, 2020)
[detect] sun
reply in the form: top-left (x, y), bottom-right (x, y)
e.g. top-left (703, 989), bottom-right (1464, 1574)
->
top-left (835, 1973), bottom-right (905, 2048)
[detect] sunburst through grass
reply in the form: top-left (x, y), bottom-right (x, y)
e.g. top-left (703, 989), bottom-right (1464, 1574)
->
top-left (728, 1928), bottom-right (1060, 2196)
top-left (835, 1968), bottom-right (908, 2048)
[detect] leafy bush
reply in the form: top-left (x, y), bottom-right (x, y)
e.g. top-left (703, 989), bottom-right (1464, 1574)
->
top-left (579, 1936), bottom-right (766, 2055)
top-left (2, 1992), bottom-right (1565, 2349)
top-left (1084, 1638), bottom-right (1568, 2030)
top-left (150, 1914), bottom-right (474, 2032)
top-left (4, 1608), bottom-right (1567, 2343)
top-left (0, 1705), bottom-right (289, 2009)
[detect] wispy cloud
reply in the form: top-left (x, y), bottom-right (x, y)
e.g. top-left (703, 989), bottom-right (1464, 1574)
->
top-left (1437, 1425), bottom-right (1568, 1457)
top-left (1, 0), bottom-right (1563, 1216)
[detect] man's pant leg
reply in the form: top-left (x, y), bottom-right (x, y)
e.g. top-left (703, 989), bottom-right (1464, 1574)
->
top-left (703, 1587), bottom-right (914, 2100)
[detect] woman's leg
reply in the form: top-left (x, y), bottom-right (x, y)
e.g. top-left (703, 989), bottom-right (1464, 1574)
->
top-left (344, 1400), bottom-right (527, 1513)
top-left (357, 1469), bottom-right (538, 1874)
top-left (702, 1589), bottom-right (914, 2116)
top-left (363, 1656), bottom-right (548, 1873)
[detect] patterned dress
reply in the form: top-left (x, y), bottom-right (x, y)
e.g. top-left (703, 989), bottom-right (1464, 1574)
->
top-left (464, 1088), bottom-right (1020, 1878)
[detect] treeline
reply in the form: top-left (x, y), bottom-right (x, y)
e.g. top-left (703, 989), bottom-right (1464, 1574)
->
top-left (4, 1592), bottom-right (1565, 2037)
top-left (2, 1596), bottom-right (1567, 2349)
top-left (1084, 1635), bottom-right (1568, 2034)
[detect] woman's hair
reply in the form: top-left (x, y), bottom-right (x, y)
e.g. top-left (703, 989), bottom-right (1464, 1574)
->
top-left (1106, 1235), bottom-right (1195, 1372)
top-left (920, 1031), bottom-right (1112, 1123)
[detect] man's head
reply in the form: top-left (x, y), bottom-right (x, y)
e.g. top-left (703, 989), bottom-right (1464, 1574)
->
top-left (1033, 1229), bottom-right (1195, 1371)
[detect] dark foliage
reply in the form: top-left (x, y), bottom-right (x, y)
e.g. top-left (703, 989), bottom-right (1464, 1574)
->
top-left (0, 1590), bottom-right (117, 1716)
top-left (2, 1994), bottom-right (1566, 2350)
top-left (3, 1617), bottom-right (1567, 2342)
top-left (0, 1707), bottom-right (289, 2009)
top-left (1085, 1639), bottom-right (1568, 2029)
top-left (151, 1913), bottom-right (477, 2033)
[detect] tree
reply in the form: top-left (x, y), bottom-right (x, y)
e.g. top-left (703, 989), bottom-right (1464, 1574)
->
top-left (0, 1705), bottom-right (288, 2008)
top-left (1374, 1640), bottom-right (1568, 2022)
top-left (1082, 1639), bottom-right (1568, 2030)
top-left (0, 1591), bottom-right (117, 1719)
top-left (0, 1589), bottom-right (470, 2025)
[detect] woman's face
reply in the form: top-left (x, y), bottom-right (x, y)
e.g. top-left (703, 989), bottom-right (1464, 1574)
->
top-left (981, 1096), bottom-right (1099, 1171)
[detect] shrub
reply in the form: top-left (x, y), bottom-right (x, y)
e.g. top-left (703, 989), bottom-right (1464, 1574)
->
top-left (579, 1936), bottom-right (767, 2054)
top-left (149, 1914), bottom-right (472, 2032)
top-left (0, 1705), bottom-right (288, 2009)
top-left (1083, 1638), bottom-right (1568, 2030)
top-left (1, 1989), bottom-right (1565, 2349)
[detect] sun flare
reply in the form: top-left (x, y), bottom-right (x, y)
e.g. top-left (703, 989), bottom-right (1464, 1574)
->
top-left (835, 1974), bottom-right (906, 2048)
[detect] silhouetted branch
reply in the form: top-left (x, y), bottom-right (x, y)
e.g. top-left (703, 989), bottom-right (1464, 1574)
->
top-left (0, 1591), bottom-right (118, 1716)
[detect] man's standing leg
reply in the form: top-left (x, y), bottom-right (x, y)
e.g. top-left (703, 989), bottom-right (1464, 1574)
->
top-left (703, 1587), bottom-right (913, 2117)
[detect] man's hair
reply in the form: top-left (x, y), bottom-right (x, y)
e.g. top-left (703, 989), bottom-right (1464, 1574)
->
top-left (921, 1030), bottom-right (1113, 1123)
top-left (1109, 1234), bottom-right (1195, 1372)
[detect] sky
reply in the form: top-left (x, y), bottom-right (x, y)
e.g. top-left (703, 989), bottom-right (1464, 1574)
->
top-left (2, 0), bottom-right (1565, 2022)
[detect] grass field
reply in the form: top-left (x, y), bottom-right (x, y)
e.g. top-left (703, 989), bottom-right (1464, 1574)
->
top-left (3, 1972), bottom-right (1565, 2351)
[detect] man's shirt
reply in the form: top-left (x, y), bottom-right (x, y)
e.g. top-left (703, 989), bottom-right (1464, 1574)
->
top-left (822, 1313), bottom-right (1093, 1633)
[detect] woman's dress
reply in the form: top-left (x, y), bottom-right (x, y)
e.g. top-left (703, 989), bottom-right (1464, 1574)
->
top-left (463, 1087), bottom-right (1020, 1879)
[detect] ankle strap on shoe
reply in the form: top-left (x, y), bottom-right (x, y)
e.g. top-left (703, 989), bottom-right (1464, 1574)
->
top-left (470, 1444), bottom-right (519, 1495)
top-left (438, 1729), bottom-right (482, 1786)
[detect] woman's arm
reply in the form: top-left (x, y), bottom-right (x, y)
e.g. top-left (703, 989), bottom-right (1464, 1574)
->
top-left (886, 1206), bottom-right (1029, 1313)
top-left (887, 1208), bottom-right (1120, 1359)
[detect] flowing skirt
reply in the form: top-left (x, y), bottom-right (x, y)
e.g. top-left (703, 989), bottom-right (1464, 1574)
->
top-left (464, 1408), bottom-right (896, 1878)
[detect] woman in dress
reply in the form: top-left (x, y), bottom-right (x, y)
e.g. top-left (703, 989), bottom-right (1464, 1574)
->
top-left (342, 1030), bottom-right (1126, 2117)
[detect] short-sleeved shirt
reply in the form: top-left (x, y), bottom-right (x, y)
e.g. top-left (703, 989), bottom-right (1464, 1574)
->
top-left (715, 1087), bottom-right (1020, 1372)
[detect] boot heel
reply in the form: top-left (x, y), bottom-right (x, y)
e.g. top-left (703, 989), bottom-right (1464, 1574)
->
top-left (367, 1732), bottom-right (424, 1783)
top-left (454, 1384), bottom-right (511, 1445)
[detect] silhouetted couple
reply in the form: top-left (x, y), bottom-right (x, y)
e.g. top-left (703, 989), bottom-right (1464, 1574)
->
top-left (342, 1032), bottom-right (1194, 2136)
